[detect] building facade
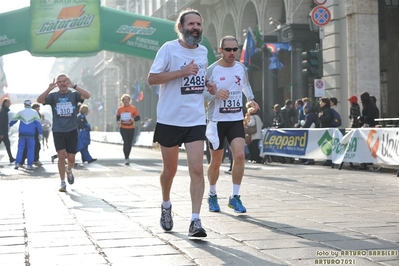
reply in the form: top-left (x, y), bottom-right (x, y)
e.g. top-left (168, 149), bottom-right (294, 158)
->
top-left (48, 0), bottom-right (396, 130)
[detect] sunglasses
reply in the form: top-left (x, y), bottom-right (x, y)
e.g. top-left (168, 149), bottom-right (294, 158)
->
top-left (222, 47), bottom-right (239, 52)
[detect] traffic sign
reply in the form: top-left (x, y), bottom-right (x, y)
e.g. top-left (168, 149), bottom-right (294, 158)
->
top-left (314, 0), bottom-right (327, 5)
top-left (311, 6), bottom-right (331, 27)
top-left (314, 79), bottom-right (325, 97)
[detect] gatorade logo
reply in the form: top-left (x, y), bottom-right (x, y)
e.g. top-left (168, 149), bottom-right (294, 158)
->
top-left (366, 130), bottom-right (379, 158)
top-left (37, 5), bottom-right (95, 48)
top-left (117, 20), bottom-right (157, 43)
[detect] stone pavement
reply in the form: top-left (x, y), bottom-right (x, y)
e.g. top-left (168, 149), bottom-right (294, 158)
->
top-left (1, 159), bottom-right (399, 266)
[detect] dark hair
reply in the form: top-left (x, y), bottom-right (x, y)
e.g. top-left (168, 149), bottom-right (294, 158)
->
top-left (330, 97), bottom-right (337, 106)
top-left (360, 92), bottom-right (373, 107)
top-left (319, 97), bottom-right (331, 108)
top-left (175, 9), bottom-right (202, 34)
top-left (32, 103), bottom-right (41, 109)
top-left (219, 35), bottom-right (238, 48)
top-left (296, 99), bottom-right (304, 106)
top-left (370, 95), bottom-right (377, 104)
top-left (285, 99), bottom-right (292, 105)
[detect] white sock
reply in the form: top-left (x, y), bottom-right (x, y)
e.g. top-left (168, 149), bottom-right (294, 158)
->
top-left (191, 213), bottom-right (200, 221)
top-left (232, 184), bottom-right (240, 197)
top-left (162, 200), bottom-right (171, 209)
top-left (209, 185), bottom-right (217, 196)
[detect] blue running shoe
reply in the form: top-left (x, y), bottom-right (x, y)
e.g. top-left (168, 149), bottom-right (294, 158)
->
top-left (208, 195), bottom-right (220, 212)
top-left (228, 195), bottom-right (246, 213)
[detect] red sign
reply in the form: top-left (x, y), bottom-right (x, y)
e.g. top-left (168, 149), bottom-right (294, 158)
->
top-left (314, 0), bottom-right (327, 5)
top-left (311, 6), bottom-right (331, 27)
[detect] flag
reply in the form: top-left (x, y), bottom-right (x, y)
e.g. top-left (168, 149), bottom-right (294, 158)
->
top-left (255, 25), bottom-right (263, 48)
top-left (239, 27), bottom-right (258, 68)
top-left (265, 43), bottom-right (292, 70)
top-left (134, 80), bottom-right (141, 102)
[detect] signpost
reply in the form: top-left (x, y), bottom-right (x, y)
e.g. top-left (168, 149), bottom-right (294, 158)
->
top-left (311, 6), bottom-right (331, 27)
top-left (314, 79), bottom-right (325, 97)
top-left (314, 0), bottom-right (327, 5)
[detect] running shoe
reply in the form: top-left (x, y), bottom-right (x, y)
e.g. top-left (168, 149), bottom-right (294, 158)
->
top-left (59, 181), bottom-right (66, 192)
top-left (208, 195), bottom-right (221, 212)
top-left (14, 163), bottom-right (21, 170)
top-left (26, 165), bottom-right (33, 171)
top-left (160, 205), bottom-right (173, 231)
top-left (228, 195), bottom-right (247, 213)
top-left (34, 161), bottom-right (42, 167)
top-left (188, 218), bottom-right (207, 237)
top-left (66, 168), bottom-right (74, 185)
top-left (51, 156), bottom-right (55, 164)
top-left (125, 159), bottom-right (130, 166)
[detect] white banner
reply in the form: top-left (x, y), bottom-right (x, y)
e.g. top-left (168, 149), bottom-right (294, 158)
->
top-left (332, 128), bottom-right (399, 165)
top-left (260, 128), bottom-right (399, 166)
top-left (260, 128), bottom-right (343, 160)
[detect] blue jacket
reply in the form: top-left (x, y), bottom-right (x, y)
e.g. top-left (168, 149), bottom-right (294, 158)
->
top-left (9, 107), bottom-right (43, 136)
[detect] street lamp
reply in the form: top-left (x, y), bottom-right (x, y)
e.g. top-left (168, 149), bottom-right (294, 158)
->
top-left (385, 0), bottom-right (399, 8)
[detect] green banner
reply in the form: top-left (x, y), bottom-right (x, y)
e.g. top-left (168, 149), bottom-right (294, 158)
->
top-left (0, 3), bottom-right (216, 63)
top-left (30, 0), bottom-right (101, 57)
top-left (0, 8), bottom-right (30, 56)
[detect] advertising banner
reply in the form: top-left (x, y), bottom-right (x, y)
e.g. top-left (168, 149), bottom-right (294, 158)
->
top-left (30, 0), bottom-right (101, 57)
top-left (333, 128), bottom-right (399, 165)
top-left (261, 128), bottom-right (343, 160)
top-left (0, 8), bottom-right (30, 56)
top-left (100, 7), bottom-right (216, 62)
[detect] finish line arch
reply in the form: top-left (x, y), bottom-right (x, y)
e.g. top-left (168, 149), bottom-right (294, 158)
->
top-left (0, 2), bottom-right (216, 63)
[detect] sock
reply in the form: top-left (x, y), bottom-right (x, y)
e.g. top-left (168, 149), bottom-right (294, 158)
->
top-left (232, 184), bottom-right (240, 197)
top-left (209, 185), bottom-right (217, 196)
top-left (162, 200), bottom-right (171, 209)
top-left (191, 213), bottom-right (199, 222)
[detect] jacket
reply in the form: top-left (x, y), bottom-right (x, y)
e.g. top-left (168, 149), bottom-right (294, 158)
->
top-left (247, 114), bottom-right (263, 140)
top-left (0, 104), bottom-right (10, 136)
top-left (9, 107), bottom-right (42, 136)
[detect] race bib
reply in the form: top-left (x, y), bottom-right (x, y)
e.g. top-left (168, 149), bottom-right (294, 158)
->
top-left (120, 112), bottom-right (131, 121)
top-left (180, 64), bottom-right (206, 95)
top-left (219, 92), bottom-right (242, 113)
top-left (56, 102), bottom-right (73, 117)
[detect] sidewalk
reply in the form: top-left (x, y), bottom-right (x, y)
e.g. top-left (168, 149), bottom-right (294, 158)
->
top-left (1, 162), bottom-right (398, 266)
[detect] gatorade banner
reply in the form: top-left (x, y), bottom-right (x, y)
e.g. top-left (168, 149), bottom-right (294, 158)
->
top-left (0, 2), bottom-right (216, 63)
top-left (30, 0), bottom-right (101, 57)
top-left (0, 8), bottom-right (30, 56)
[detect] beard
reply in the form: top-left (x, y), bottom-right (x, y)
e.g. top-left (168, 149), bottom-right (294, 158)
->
top-left (182, 28), bottom-right (202, 46)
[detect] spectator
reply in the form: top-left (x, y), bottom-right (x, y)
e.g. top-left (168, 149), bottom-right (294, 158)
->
top-left (348, 96), bottom-right (360, 128)
top-left (272, 104), bottom-right (285, 128)
top-left (301, 102), bottom-right (317, 165)
top-left (294, 99), bottom-right (305, 127)
top-left (358, 92), bottom-right (378, 128)
top-left (244, 103), bottom-right (263, 164)
top-left (280, 99), bottom-right (297, 128)
top-left (77, 104), bottom-right (96, 164)
top-left (318, 97), bottom-right (333, 166)
top-left (0, 98), bottom-right (15, 163)
top-left (9, 100), bottom-right (43, 171)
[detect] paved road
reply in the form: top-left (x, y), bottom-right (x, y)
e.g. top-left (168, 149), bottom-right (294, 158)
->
top-left (0, 138), bottom-right (398, 265)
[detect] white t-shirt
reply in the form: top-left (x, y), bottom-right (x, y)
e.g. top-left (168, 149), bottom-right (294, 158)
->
top-left (149, 39), bottom-right (208, 127)
top-left (205, 61), bottom-right (254, 122)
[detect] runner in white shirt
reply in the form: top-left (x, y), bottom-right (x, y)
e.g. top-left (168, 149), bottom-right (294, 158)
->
top-left (147, 9), bottom-right (216, 238)
top-left (204, 35), bottom-right (259, 213)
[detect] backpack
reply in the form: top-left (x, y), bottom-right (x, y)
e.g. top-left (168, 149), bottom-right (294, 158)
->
top-left (330, 108), bottom-right (342, 127)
